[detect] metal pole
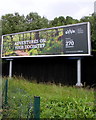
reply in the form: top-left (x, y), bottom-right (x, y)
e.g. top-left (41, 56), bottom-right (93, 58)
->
top-left (9, 60), bottom-right (12, 78)
top-left (76, 58), bottom-right (83, 87)
top-left (5, 79), bottom-right (8, 105)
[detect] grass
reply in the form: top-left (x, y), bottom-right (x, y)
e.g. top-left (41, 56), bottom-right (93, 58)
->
top-left (2, 77), bottom-right (96, 119)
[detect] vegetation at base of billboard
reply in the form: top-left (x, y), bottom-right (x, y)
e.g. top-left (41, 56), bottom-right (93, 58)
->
top-left (2, 77), bottom-right (95, 119)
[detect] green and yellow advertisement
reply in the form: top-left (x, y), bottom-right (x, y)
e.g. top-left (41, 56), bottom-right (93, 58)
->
top-left (2, 28), bottom-right (64, 57)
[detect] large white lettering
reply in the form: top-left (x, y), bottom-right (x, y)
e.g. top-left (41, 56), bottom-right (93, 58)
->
top-left (14, 39), bottom-right (46, 50)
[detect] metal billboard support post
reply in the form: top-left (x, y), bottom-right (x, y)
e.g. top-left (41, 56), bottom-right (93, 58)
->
top-left (9, 60), bottom-right (13, 78)
top-left (76, 58), bottom-right (83, 87)
top-left (6, 59), bottom-right (13, 78)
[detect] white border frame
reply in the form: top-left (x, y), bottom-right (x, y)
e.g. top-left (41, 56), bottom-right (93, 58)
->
top-left (1, 22), bottom-right (91, 58)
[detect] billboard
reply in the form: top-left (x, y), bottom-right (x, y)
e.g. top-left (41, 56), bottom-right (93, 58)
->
top-left (1, 22), bottom-right (91, 58)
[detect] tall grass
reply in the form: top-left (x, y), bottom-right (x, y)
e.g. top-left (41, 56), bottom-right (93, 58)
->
top-left (2, 77), bottom-right (96, 119)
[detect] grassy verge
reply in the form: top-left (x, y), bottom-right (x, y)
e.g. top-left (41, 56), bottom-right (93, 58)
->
top-left (2, 77), bottom-right (96, 119)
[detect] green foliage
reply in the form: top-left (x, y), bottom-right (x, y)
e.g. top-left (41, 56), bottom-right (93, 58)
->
top-left (2, 77), bottom-right (95, 119)
top-left (25, 12), bottom-right (49, 31)
top-left (1, 13), bottom-right (26, 34)
top-left (80, 15), bottom-right (96, 50)
top-left (49, 16), bottom-right (79, 27)
top-left (2, 78), bottom-right (34, 119)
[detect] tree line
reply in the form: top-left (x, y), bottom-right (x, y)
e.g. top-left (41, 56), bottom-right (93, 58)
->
top-left (0, 12), bottom-right (96, 50)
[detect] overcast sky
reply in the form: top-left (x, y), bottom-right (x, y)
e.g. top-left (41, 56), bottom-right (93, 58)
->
top-left (0, 0), bottom-right (95, 20)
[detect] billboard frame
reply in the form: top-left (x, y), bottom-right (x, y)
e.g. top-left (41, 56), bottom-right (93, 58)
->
top-left (1, 22), bottom-right (91, 58)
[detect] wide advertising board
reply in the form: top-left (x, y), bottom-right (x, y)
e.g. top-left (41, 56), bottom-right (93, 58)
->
top-left (1, 22), bottom-right (91, 58)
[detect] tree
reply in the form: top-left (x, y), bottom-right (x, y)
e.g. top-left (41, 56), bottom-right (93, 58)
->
top-left (65, 16), bottom-right (79, 25)
top-left (1, 13), bottom-right (26, 35)
top-left (80, 15), bottom-right (96, 50)
top-left (1, 12), bottom-right (49, 35)
top-left (90, 14), bottom-right (96, 50)
top-left (25, 12), bottom-right (49, 31)
top-left (49, 16), bottom-right (79, 27)
top-left (49, 16), bottom-right (66, 27)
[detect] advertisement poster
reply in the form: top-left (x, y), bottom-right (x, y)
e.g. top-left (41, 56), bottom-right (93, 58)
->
top-left (1, 22), bottom-right (91, 58)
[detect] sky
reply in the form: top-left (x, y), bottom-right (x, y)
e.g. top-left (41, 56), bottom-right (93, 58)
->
top-left (0, 0), bottom-right (95, 20)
